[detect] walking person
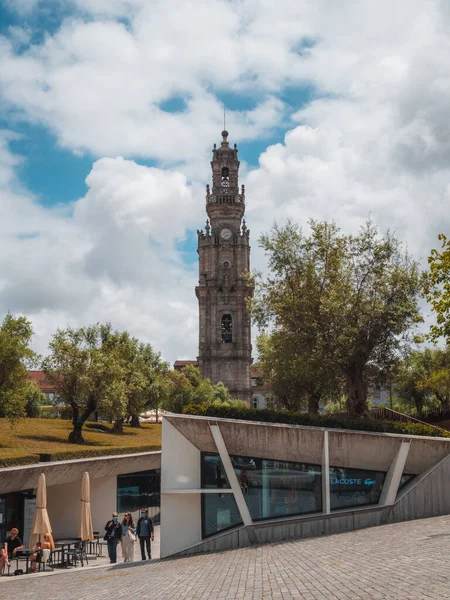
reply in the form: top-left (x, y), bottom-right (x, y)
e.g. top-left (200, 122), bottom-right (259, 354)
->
top-left (136, 508), bottom-right (154, 560)
top-left (104, 512), bottom-right (122, 564)
top-left (121, 512), bottom-right (136, 563)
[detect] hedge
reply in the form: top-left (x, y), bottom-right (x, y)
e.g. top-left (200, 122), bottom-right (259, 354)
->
top-left (0, 454), bottom-right (41, 468)
top-left (38, 444), bottom-right (161, 462)
top-left (182, 404), bottom-right (450, 438)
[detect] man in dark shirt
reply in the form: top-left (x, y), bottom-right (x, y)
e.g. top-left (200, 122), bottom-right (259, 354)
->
top-left (136, 508), bottom-right (154, 560)
top-left (6, 528), bottom-right (23, 559)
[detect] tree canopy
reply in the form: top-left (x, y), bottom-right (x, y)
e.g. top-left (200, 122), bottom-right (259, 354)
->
top-left (0, 314), bottom-right (39, 421)
top-left (424, 233), bottom-right (450, 343)
top-left (252, 219), bottom-right (423, 415)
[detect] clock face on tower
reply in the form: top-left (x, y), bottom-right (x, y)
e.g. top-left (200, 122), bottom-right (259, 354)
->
top-left (220, 228), bottom-right (232, 240)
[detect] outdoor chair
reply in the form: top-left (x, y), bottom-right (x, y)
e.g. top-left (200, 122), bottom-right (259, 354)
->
top-left (69, 541), bottom-right (89, 567)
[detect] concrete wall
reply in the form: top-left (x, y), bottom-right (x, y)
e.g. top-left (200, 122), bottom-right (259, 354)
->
top-left (0, 451), bottom-right (161, 495)
top-left (47, 476), bottom-right (116, 539)
top-left (162, 414), bottom-right (450, 557)
top-left (160, 419), bottom-right (202, 557)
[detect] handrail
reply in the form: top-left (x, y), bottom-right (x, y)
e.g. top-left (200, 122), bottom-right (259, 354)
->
top-left (369, 406), bottom-right (444, 431)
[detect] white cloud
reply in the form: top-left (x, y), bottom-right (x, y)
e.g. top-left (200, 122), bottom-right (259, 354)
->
top-left (1, 0), bottom-right (450, 361)
top-left (0, 135), bottom-right (199, 360)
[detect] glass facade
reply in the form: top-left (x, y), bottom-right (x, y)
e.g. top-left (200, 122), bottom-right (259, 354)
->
top-left (117, 469), bottom-right (160, 514)
top-left (398, 473), bottom-right (415, 490)
top-left (329, 466), bottom-right (385, 510)
top-left (201, 453), bottom-right (322, 537)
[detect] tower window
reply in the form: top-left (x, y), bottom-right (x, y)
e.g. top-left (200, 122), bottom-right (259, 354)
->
top-left (221, 314), bottom-right (232, 343)
top-left (221, 167), bottom-right (230, 187)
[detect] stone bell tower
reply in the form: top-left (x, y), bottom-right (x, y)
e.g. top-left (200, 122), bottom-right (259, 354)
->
top-left (196, 130), bottom-right (253, 403)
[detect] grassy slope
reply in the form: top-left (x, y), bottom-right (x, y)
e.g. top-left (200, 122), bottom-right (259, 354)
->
top-left (0, 418), bottom-right (161, 467)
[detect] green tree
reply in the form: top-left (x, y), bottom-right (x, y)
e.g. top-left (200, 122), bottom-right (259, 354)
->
top-left (252, 220), bottom-right (422, 416)
top-left (42, 323), bottom-right (126, 443)
top-left (0, 314), bottom-right (39, 421)
top-left (160, 366), bottom-right (231, 413)
top-left (424, 234), bottom-right (450, 342)
top-left (100, 331), bottom-right (169, 431)
top-left (393, 349), bottom-right (436, 417)
top-left (421, 347), bottom-right (450, 412)
top-left (25, 381), bottom-right (46, 418)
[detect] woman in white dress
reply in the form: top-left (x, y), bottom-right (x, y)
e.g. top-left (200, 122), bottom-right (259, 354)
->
top-left (121, 513), bottom-right (136, 562)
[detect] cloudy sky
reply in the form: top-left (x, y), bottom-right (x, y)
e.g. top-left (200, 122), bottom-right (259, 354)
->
top-left (0, 0), bottom-right (448, 363)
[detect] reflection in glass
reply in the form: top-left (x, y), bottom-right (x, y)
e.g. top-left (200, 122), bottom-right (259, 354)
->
top-left (202, 454), bottom-right (231, 490)
top-left (201, 453), bottom-right (322, 536)
top-left (202, 494), bottom-right (242, 537)
top-left (329, 466), bottom-right (385, 510)
top-left (117, 469), bottom-right (160, 514)
top-left (398, 473), bottom-right (415, 490)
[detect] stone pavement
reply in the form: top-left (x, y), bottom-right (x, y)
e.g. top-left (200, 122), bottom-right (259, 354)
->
top-left (2, 515), bottom-right (450, 600)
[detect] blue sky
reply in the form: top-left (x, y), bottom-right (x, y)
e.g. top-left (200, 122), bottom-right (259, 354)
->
top-left (0, 0), bottom-right (448, 361)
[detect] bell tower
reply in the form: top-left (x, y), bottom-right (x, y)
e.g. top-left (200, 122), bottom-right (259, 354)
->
top-left (196, 130), bottom-right (253, 402)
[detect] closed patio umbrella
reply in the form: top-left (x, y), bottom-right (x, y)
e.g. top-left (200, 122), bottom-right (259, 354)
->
top-left (29, 473), bottom-right (52, 547)
top-left (79, 472), bottom-right (94, 541)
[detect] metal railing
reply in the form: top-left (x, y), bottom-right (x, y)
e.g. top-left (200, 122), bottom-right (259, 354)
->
top-left (369, 406), bottom-right (444, 431)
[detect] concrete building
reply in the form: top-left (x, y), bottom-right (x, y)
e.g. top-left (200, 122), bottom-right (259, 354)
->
top-left (0, 451), bottom-right (161, 545)
top-left (196, 131), bottom-right (253, 403)
top-left (160, 413), bottom-right (450, 557)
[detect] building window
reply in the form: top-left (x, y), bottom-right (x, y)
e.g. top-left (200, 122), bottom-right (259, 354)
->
top-left (398, 473), bottom-right (415, 491)
top-left (221, 314), bottom-right (232, 343)
top-left (201, 453), bottom-right (322, 537)
top-left (117, 469), bottom-right (160, 514)
top-left (329, 466), bottom-right (385, 510)
top-left (201, 454), bottom-right (242, 537)
top-left (252, 397), bottom-right (258, 409)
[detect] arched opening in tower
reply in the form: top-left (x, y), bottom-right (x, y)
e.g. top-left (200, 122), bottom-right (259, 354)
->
top-left (221, 314), bottom-right (232, 343)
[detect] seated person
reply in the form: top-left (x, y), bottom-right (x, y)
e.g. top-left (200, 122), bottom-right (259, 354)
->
top-left (30, 533), bottom-right (54, 573)
top-left (6, 528), bottom-right (23, 562)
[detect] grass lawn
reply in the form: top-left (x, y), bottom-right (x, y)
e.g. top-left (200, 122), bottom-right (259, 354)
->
top-left (0, 418), bottom-right (161, 468)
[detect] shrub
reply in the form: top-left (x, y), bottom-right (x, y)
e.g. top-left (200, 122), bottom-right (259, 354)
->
top-left (182, 404), bottom-right (450, 438)
top-left (38, 444), bottom-right (161, 462)
top-left (0, 454), bottom-right (40, 468)
top-left (40, 405), bottom-right (72, 419)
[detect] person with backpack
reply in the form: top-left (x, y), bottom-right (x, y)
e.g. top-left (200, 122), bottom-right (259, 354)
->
top-left (136, 508), bottom-right (154, 560)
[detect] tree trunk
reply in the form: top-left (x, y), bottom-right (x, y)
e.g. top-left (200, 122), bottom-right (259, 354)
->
top-left (130, 414), bottom-right (140, 428)
top-left (308, 393), bottom-right (320, 415)
top-left (68, 398), bottom-right (96, 444)
top-left (346, 368), bottom-right (368, 416)
top-left (68, 424), bottom-right (85, 444)
top-left (112, 418), bottom-right (124, 434)
top-left (413, 393), bottom-right (425, 419)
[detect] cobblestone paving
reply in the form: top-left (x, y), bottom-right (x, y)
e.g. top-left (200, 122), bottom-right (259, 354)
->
top-left (2, 515), bottom-right (450, 600)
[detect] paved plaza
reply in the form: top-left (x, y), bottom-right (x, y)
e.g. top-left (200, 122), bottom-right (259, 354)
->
top-left (2, 516), bottom-right (450, 600)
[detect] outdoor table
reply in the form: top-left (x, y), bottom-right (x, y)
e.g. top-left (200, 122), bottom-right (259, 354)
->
top-left (53, 539), bottom-right (79, 568)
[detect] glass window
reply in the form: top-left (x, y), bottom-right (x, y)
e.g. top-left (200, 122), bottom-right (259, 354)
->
top-left (398, 473), bottom-right (415, 490)
top-left (117, 469), bottom-right (160, 514)
top-left (258, 460), bottom-right (322, 519)
top-left (202, 494), bottom-right (242, 537)
top-left (201, 453), bottom-right (322, 536)
top-left (329, 467), bottom-right (385, 510)
top-left (202, 454), bottom-right (231, 490)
